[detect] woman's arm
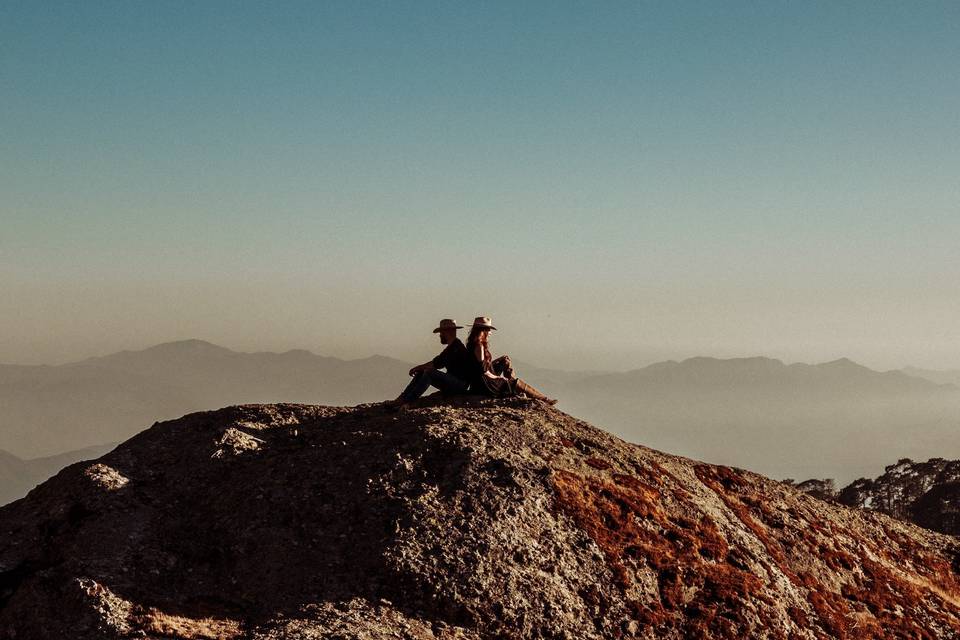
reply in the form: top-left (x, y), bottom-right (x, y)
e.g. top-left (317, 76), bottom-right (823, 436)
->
top-left (473, 344), bottom-right (486, 369)
top-left (475, 343), bottom-right (506, 379)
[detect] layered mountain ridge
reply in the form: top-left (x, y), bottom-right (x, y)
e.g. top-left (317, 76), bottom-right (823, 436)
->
top-left (3, 340), bottom-right (958, 491)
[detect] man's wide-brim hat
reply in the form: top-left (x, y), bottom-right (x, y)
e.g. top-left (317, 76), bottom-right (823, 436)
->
top-left (433, 319), bottom-right (464, 333)
top-left (471, 316), bottom-right (497, 330)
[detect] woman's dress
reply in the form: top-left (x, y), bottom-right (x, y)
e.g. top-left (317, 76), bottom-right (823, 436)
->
top-left (467, 343), bottom-right (517, 397)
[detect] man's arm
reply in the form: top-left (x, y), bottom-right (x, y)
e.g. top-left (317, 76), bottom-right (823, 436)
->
top-left (408, 361), bottom-right (435, 376)
top-left (409, 343), bottom-right (451, 376)
top-left (430, 343), bottom-right (453, 370)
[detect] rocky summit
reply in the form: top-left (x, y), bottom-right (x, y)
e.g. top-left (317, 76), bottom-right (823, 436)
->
top-left (2, 397), bottom-right (960, 639)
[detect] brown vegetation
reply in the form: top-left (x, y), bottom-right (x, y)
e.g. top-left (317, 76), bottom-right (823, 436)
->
top-left (552, 466), bottom-right (766, 636)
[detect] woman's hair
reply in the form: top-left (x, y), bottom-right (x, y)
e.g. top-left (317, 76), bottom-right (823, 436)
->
top-left (466, 326), bottom-right (489, 349)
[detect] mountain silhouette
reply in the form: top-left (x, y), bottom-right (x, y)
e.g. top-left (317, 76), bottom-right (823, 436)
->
top-left (0, 340), bottom-right (412, 459)
top-left (2, 399), bottom-right (959, 638)
top-left (904, 366), bottom-right (960, 387)
top-left (559, 356), bottom-right (960, 484)
top-left (3, 343), bottom-right (959, 497)
top-left (574, 355), bottom-right (948, 393)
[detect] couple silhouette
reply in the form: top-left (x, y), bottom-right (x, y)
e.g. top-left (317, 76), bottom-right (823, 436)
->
top-left (393, 317), bottom-right (557, 408)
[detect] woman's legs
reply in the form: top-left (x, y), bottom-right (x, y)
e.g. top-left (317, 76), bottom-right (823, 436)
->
top-left (491, 354), bottom-right (557, 405)
top-left (514, 378), bottom-right (557, 405)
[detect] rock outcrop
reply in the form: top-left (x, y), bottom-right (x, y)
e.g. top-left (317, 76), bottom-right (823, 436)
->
top-left (2, 397), bottom-right (960, 639)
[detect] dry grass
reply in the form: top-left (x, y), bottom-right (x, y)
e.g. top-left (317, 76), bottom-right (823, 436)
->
top-left (552, 465), bottom-right (764, 636)
top-left (133, 608), bottom-right (243, 640)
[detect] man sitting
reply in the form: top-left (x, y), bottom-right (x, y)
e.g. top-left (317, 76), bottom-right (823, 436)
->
top-left (393, 319), bottom-right (472, 407)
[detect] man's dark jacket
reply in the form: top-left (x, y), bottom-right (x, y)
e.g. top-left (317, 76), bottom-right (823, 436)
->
top-left (431, 338), bottom-right (473, 384)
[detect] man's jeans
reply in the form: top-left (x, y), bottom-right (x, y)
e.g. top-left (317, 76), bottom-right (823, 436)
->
top-left (400, 369), bottom-right (469, 402)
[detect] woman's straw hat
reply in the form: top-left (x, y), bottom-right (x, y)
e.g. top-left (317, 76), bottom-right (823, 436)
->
top-left (470, 316), bottom-right (497, 330)
top-left (433, 319), bottom-right (464, 333)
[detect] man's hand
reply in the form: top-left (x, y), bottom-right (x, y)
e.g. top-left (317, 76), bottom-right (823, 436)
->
top-left (408, 363), bottom-right (434, 377)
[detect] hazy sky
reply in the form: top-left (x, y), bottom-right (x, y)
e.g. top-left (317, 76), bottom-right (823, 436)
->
top-left (3, 1), bottom-right (959, 371)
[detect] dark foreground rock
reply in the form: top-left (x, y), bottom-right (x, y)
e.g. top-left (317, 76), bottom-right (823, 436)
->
top-left (2, 397), bottom-right (960, 639)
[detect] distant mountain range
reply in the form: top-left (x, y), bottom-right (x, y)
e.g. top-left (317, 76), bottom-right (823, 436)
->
top-left (2, 339), bottom-right (959, 505)
top-left (582, 355), bottom-right (952, 393)
top-left (554, 356), bottom-right (960, 485)
top-left (903, 366), bottom-right (960, 387)
top-left (0, 339), bottom-right (413, 459)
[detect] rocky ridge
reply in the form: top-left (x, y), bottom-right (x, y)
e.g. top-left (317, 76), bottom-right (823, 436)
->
top-left (2, 397), bottom-right (960, 639)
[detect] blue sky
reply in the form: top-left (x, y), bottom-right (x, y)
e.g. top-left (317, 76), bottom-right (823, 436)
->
top-left (2, 1), bottom-right (959, 369)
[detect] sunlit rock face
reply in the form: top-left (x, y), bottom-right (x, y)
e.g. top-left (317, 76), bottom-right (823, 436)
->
top-left (2, 397), bottom-right (960, 639)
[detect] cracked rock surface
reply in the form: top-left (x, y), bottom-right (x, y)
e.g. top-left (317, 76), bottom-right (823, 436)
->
top-left (2, 396), bottom-right (960, 639)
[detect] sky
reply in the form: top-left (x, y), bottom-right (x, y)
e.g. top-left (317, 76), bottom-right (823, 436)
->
top-left (2, 1), bottom-right (959, 371)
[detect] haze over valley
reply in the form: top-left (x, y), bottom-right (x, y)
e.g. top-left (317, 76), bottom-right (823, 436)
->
top-left (3, 339), bottom-right (959, 505)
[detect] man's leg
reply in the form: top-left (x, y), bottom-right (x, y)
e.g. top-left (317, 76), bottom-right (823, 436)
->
top-left (425, 369), bottom-right (470, 395)
top-left (398, 369), bottom-right (468, 403)
top-left (398, 370), bottom-right (433, 402)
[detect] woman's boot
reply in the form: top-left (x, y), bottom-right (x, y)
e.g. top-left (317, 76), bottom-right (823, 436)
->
top-left (515, 379), bottom-right (558, 405)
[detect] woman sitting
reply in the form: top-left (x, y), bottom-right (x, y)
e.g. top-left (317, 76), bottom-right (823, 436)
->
top-left (464, 317), bottom-right (557, 405)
